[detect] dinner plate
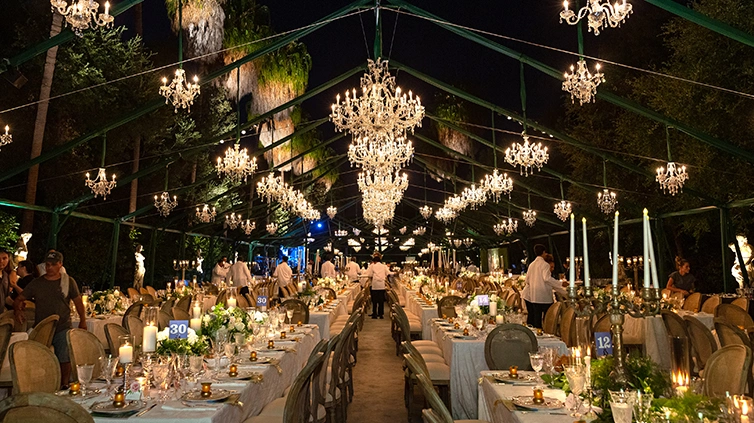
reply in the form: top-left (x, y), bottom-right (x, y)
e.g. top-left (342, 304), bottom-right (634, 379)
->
top-left (216, 371), bottom-right (261, 381)
top-left (248, 356), bottom-right (276, 364)
top-left (90, 400), bottom-right (146, 415)
top-left (512, 396), bottom-right (564, 410)
top-left (444, 328), bottom-right (463, 333)
top-left (492, 373), bottom-right (537, 384)
top-left (181, 388), bottom-right (233, 402)
top-left (452, 335), bottom-right (477, 340)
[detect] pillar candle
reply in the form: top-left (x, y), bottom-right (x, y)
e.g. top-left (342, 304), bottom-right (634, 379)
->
top-left (119, 343), bottom-right (133, 363)
top-left (495, 315), bottom-right (504, 324)
top-left (612, 211), bottom-right (619, 288)
top-left (227, 297), bottom-right (237, 308)
top-left (490, 300), bottom-right (497, 316)
top-left (569, 214), bottom-right (575, 290)
top-left (190, 318), bottom-right (201, 332)
top-left (646, 213), bottom-right (660, 289)
top-left (192, 304), bottom-right (202, 319)
top-left (643, 209), bottom-right (650, 288)
top-left (582, 217), bottom-right (590, 288)
top-left (142, 324), bottom-right (157, 353)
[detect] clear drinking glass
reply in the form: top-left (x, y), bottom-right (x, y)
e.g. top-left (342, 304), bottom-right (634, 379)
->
top-left (609, 390), bottom-right (637, 423)
top-left (564, 365), bottom-right (586, 417)
top-left (632, 391), bottom-right (654, 423)
top-left (528, 352), bottom-right (544, 382)
top-left (286, 308), bottom-right (294, 323)
top-left (99, 355), bottom-right (118, 393)
top-left (76, 363), bottom-right (94, 396)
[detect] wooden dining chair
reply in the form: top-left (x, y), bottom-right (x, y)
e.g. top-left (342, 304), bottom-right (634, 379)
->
top-left (436, 295), bottom-right (465, 319)
top-left (146, 286), bottom-right (158, 298)
top-left (28, 315), bottom-right (59, 349)
top-left (715, 303), bottom-right (754, 328)
top-left (215, 289), bottom-right (228, 307)
top-left (9, 341), bottom-right (60, 394)
top-left (120, 302), bottom-right (144, 331)
top-left (104, 323), bottom-right (129, 356)
top-left (714, 319), bottom-right (751, 347)
top-left (0, 392), bottom-right (94, 423)
top-left (157, 310), bottom-right (172, 331)
top-left (702, 344), bottom-right (751, 397)
top-left (684, 315), bottom-right (717, 373)
top-left (700, 295), bottom-right (720, 314)
top-left (732, 297), bottom-right (750, 312)
top-left (66, 329), bottom-right (105, 380)
top-left (126, 316), bottom-right (144, 349)
top-left (559, 307), bottom-right (577, 346)
top-left (682, 292), bottom-right (702, 312)
top-left (484, 324), bottom-right (538, 370)
top-left (542, 302), bottom-right (563, 335)
top-left (174, 295), bottom-right (192, 312)
top-left (402, 344), bottom-right (450, 416)
top-left (281, 299), bottom-right (310, 324)
top-left (127, 288), bottom-right (140, 301)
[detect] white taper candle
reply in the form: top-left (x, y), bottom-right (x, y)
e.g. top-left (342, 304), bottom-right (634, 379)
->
top-left (612, 211), bottom-right (619, 288)
top-left (582, 217), bottom-right (590, 288)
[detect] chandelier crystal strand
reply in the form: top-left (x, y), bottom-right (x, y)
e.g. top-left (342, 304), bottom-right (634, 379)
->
top-left (225, 213), bottom-right (242, 230)
top-left (216, 144), bottom-right (257, 183)
top-left (0, 126), bottom-right (12, 149)
top-left (154, 192), bottom-right (178, 217)
top-left (240, 219), bottom-right (255, 235)
top-left (348, 134), bottom-right (413, 172)
top-left (196, 204), bottom-right (216, 223)
top-left (327, 206), bottom-right (337, 219)
top-left (656, 126), bottom-right (688, 196)
top-left (51, 0), bottom-right (114, 36)
top-left (563, 59), bottom-right (605, 105)
top-left (560, 0), bottom-right (633, 35)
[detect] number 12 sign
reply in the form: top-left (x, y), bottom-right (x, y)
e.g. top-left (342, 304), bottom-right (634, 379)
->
top-left (594, 332), bottom-right (613, 357)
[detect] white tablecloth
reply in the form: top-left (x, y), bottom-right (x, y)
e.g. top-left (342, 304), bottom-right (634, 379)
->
top-left (0, 332), bottom-right (28, 382)
top-left (431, 320), bottom-right (568, 420)
top-left (478, 371), bottom-right (570, 423)
top-left (309, 300), bottom-right (347, 340)
top-left (90, 325), bottom-right (321, 423)
top-left (404, 291), bottom-right (438, 340)
top-left (72, 315), bottom-right (123, 347)
top-left (638, 310), bottom-right (714, 370)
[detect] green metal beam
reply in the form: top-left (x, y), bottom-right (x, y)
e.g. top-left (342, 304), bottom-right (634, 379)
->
top-left (109, 221), bottom-right (121, 288)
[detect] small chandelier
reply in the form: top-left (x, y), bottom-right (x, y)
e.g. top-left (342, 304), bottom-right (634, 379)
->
top-left (523, 209), bottom-right (537, 227)
top-left (419, 205), bottom-right (433, 220)
top-left (196, 204), bottom-right (216, 223)
top-left (85, 168), bottom-right (116, 199)
top-left (482, 169), bottom-right (513, 201)
top-left (399, 226), bottom-right (407, 235)
top-left (560, 0), bottom-right (633, 36)
top-left (413, 226), bottom-right (426, 236)
top-left (323, 242), bottom-right (333, 252)
top-left (266, 222), bottom-right (278, 235)
top-left (554, 201), bottom-right (572, 222)
top-left (335, 229), bottom-right (348, 237)
top-left (462, 184), bottom-right (487, 210)
top-left (160, 68), bottom-right (201, 112)
top-left (240, 219), bottom-right (255, 235)
top-left (463, 238), bottom-right (473, 248)
top-left (597, 189), bottom-right (618, 214)
top-left (453, 239), bottom-right (463, 248)
top-left (225, 212), bottom-right (242, 230)
top-left (348, 134), bottom-right (414, 174)
top-left (445, 195), bottom-right (467, 214)
top-left (505, 132), bottom-right (549, 176)
top-left (562, 59), bottom-right (605, 105)
top-left (0, 125), bottom-right (12, 149)
top-left (51, 0), bottom-right (114, 36)
top-left (656, 162), bottom-right (688, 196)
top-left (216, 144), bottom-right (257, 183)
top-left (501, 218), bottom-right (518, 235)
top-left (327, 206), bottom-right (337, 219)
top-left (493, 223), bottom-right (505, 236)
top-left (435, 207), bottom-right (456, 224)
top-left (154, 192), bottom-right (178, 217)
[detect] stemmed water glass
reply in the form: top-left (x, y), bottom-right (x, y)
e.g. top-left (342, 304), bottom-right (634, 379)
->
top-left (76, 363), bottom-right (94, 396)
top-left (286, 308), bottom-right (294, 324)
top-left (564, 365), bottom-right (586, 417)
top-left (538, 347), bottom-right (556, 385)
top-left (528, 352), bottom-right (544, 383)
top-left (99, 356), bottom-right (118, 394)
top-left (609, 390), bottom-right (637, 423)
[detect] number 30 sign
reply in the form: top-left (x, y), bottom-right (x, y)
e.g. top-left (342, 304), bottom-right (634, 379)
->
top-left (168, 320), bottom-right (188, 339)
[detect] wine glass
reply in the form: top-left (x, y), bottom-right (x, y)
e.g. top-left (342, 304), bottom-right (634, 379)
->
top-left (539, 346), bottom-right (556, 384)
top-left (286, 308), bottom-right (294, 324)
top-left (151, 363), bottom-right (170, 402)
top-left (99, 356), bottom-right (118, 394)
top-left (76, 363), bottom-right (94, 396)
top-left (564, 365), bottom-right (586, 417)
top-left (609, 390), bottom-right (637, 423)
top-left (528, 352), bottom-right (544, 383)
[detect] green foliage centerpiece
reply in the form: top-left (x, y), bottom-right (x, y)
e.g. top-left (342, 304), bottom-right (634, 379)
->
top-left (155, 327), bottom-right (210, 356)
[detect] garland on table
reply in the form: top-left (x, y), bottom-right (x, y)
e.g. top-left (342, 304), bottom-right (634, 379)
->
top-left (89, 289), bottom-right (127, 315)
top-left (155, 327), bottom-right (210, 356)
top-left (200, 304), bottom-right (256, 339)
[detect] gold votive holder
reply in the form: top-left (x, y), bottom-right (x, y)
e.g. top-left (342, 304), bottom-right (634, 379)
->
top-left (280, 331), bottom-right (286, 339)
top-left (115, 364), bottom-right (125, 377)
top-left (509, 365), bottom-right (518, 378)
top-left (290, 325), bottom-right (295, 333)
top-left (112, 390), bottom-right (126, 408)
top-left (250, 351), bottom-right (258, 361)
top-left (200, 382), bottom-right (212, 398)
top-left (228, 364), bottom-right (238, 377)
top-left (297, 321), bottom-right (303, 327)
top-left (532, 388), bottom-right (544, 404)
top-left (463, 328), bottom-right (470, 336)
top-left (267, 340), bottom-right (275, 349)
top-left (454, 322), bottom-right (460, 329)
top-left (536, 328), bottom-right (544, 336)
top-left (69, 381), bottom-right (81, 395)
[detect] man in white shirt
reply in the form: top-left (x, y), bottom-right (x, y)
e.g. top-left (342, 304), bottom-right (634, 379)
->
top-left (521, 244), bottom-right (566, 328)
top-left (228, 256), bottom-right (253, 289)
top-left (344, 257), bottom-right (361, 283)
top-left (273, 256), bottom-right (293, 298)
top-left (363, 253), bottom-right (393, 319)
top-left (320, 255), bottom-right (336, 279)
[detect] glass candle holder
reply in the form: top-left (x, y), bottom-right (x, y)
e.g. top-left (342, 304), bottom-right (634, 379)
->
top-left (509, 366), bottom-right (518, 378)
top-left (112, 390), bottom-right (126, 408)
top-left (268, 340), bottom-right (275, 349)
top-left (250, 351), bottom-right (258, 361)
top-left (69, 381), bottom-right (81, 395)
top-left (532, 388), bottom-right (545, 404)
top-left (280, 331), bottom-right (286, 339)
top-left (118, 335), bottom-right (134, 364)
top-left (228, 364), bottom-right (238, 377)
top-left (297, 321), bottom-right (302, 327)
top-left (200, 382), bottom-right (212, 398)
top-left (290, 325), bottom-right (295, 332)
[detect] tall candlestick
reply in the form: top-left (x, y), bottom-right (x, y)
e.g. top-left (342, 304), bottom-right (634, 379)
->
top-left (569, 214), bottom-right (575, 290)
top-left (227, 297), bottom-right (237, 308)
top-left (612, 211), bottom-right (619, 288)
top-left (582, 217), bottom-right (590, 288)
top-left (142, 324), bottom-right (157, 353)
top-left (643, 209), bottom-right (650, 288)
top-left (647, 213), bottom-right (660, 289)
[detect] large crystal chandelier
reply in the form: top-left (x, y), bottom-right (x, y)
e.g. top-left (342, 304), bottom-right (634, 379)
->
top-left (656, 162), bottom-right (688, 196)
top-left (523, 209), bottom-right (537, 227)
top-left (413, 226), bottom-right (426, 236)
top-left (399, 226), bottom-right (407, 235)
top-left (463, 238), bottom-right (474, 248)
top-left (357, 171), bottom-right (408, 204)
top-left (560, 0), bottom-right (633, 36)
top-left (562, 59), bottom-right (605, 105)
top-left (225, 212), bottom-right (242, 230)
top-left (196, 204), bottom-right (216, 223)
top-left (482, 169), bottom-right (513, 202)
top-left (327, 206), bottom-right (337, 219)
top-left (257, 172), bottom-right (285, 203)
top-left (445, 195), bottom-right (467, 214)
top-left (331, 59), bottom-right (424, 141)
top-left (597, 189), bottom-right (617, 214)
top-left (240, 219), bottom-right (255, 235)
top-left (85, 168), bottom-right (116, 199)
top-left (462, 184), bottom-right (487, 210)
top-left (505, 132), bottom-right (549, 176)
top-left (160, 69), bottom-right (201, 113)
top-left (348, 134), bottom-right (413, 173)
top-left (362, 190), bottom-right (396, 228)
top-left (51, 0), bottom-right (114, 36)
top-left (554, 201), bottom-right (572, 222)
top-left (435, 207), bottom-right (456, 224)
top-left (154, 192), bottom-right (178, 217)
top-left (266, 222), bottom-right (278, 235)
top-left (501, 218), bottom-right (518, 235)
top-left (0, 126), bottom-right (12, 149)
top-left (216, 144), bottom-right (257, 183)
top-left (419, 205), bottom-right (433, 220)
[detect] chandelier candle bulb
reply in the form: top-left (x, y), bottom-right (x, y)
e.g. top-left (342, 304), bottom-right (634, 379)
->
top-left (613, 211), bottom-right (619, 288)
top-left (142, 324), bottom-right (157, 353)
top-left (582, 217), bottom-right (590, 288)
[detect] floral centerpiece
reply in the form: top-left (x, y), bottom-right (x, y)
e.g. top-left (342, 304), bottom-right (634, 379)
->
top-left (316, 277), bottom-right (338, 289)
top-left (200, 304), bottom-right (254, 339)
top-left (162, 285), bottom-right (195, 302)
top-left (465, 295), bottom-right (484, 319)
top-left (155, 327), bottom-right (210, 356)
top-left (459, 270), bottom-right (478, 279)
top-left (89, 289), bottom-right (127, 315)
top-left (413, 275), bottom-right (432, 291)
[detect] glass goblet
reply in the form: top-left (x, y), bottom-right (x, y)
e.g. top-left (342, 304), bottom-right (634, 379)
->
top-left (286, 309), bottom-right (294, 324)
top-left (76, 363), bottom-right (94, 396)
top-left (528, 352), bottom-right (544, 383)
top-left (609, 390), bottom-right (637, 423)
top-left (99, 355), bottom-right (118, 394)
top-left (564, 365), bottom-right (586, 417)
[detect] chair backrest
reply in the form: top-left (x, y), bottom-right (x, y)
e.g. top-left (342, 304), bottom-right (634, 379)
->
top-left (281, 299), bottom-right (310, 324)
top-left (159, 299), bottom-right (175, 315)
top-left (10, 341), bottom-right (61, 394)
top-left (215, 290), bottom-right (228, 307)
top-left (405, 353), bottom-right (453, 423)
top-left (715, 303), bottom-right (754, 328)
top-left (0, 322), bottom-right (13, 369)
top-left (121, 302), bottom-right (144, 330)
top-left (236, 294), bottom-right (250, 309)
top-left (592, 314), bottom-right (611, 334)
top-left (701, 295), bottom-right (720, 314)
top-left (67, 329), bottom-right (105, 380)
top-left (104, 323), bottom-right (129, 356)
top-left (732, 297), bottom-right (750, 312)
top-left (506, 292), bottom-right (521, 309)
top-left (421, 409), bottom-right (445, 423)
top-left (684, 316), bottom-right (717, 371)
top-left (661, 311), bottom-right (689, 339)
top-left (682, 292), bottom-right (702, 312)
top-left (436, 295), bottom-right (465, 319)
top-left (175, 295), bottom-right (192, 312)
top-left (559, 307), bottom-right (577, 346)
top-left (542, 302), bottom-right (562, 335)
top-left (283, 351), bottom-right (325, 423)
top-left (127, 287), bottom-right (140, 301)
top-left (172, 307), bottom-right (191, 321)
top-left (714, 319), bottom-right (751, 347)
top-left (316, 287), bottom-right (336, 300)
top-left (146, 286), bottom-right (158, 298)
top-left (702, 344), bottom-right (752, 397)
top-left (28, 315), bottom-right (59, 348)
top-left (157, 310), bottom-right (172, 331)
top-left (139, 288), bottom-right (149, 295)
top-left (126, 316), bottom-right (144, 348)
top-left (484, 324), bottom-right (538, 370)
top-left (0, 392), bottom-right (94, 423)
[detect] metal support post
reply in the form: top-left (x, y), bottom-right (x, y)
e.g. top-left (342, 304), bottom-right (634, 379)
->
top-left (109, 221), bottom-right (120, 289)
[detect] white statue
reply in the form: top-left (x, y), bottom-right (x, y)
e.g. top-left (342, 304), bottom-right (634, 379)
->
top-left (195, 248), bottom-right (204, 275)
top-left (730, 235), bottom-right (754, 289)
top-left (14, 233), bottom-right (32, 262)
top-left (134, 244), bottom-right (146, 290)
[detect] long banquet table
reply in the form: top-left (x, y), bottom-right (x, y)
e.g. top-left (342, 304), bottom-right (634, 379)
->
top-left (478, 370), bottom-right (571, 423)
top-left (404, 290), bottom-right (438, 340)
top-left (72, 314), bottom-right (124, 346)
top-left (308, 284), bottom-right (360, 339)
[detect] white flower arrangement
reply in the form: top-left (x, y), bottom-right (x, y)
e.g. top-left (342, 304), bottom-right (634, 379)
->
top-left (317, 277), bottom-right (338, 289)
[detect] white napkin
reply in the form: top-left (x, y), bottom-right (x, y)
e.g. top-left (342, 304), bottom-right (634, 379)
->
top-left (565, 393), bottom-right (603, 414)
top-left (160, 401), bottom-right (221, 412)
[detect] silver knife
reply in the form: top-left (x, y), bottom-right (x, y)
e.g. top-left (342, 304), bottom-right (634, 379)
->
top-left (133, 403), bottom-right (156, 418)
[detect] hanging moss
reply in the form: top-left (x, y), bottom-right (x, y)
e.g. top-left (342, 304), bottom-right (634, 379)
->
top-left (433, 93), bottom-right (474, 157)
top-left (164, 0), bottom-right (226, 61)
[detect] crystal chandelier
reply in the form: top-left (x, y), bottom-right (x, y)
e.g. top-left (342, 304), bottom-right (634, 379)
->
top-left (413, 226), bottom-right (426, 236)
top-left (445, 195), bottom-right (467, 214)
top-left (505, 132), bottom-right (549, 176)
top-left (435, 207), bottom-right (456, 224)
top-left (240, 219), bottom-right (255, 235)
top-left (362, 190), bottom-right (397, 228)
top-left (225, 212), bottom-right (242, 230)
top-left (257, 172), bottom-right (285, 203)
top-left (348, 134), bottom-right (413, 174)
top-left (462, 184), bottom-right (487, 210)
top-left (266, 222), bottom-right (278, 235)
top-left (419, 205), bottom-right (433, 220)
top-left (523, 209), bottom-right (537, 227)
top-left (493, 223), bottom-right (505, 236)
top-left (597, 189), bottom-right (618, 214)
top-left (154, 192), bottom-right (178, 217)
top-left (554, 200), bottom-right (572, 222)
top-left (399, 226), bottom-right (407, 235)
top-left (463, 238), bottom-right (473, 248)
top-left (327, 206), bottom-right (337, 219)
top-left (656, 162), bottom-right (688, 196)
top-left (560, 0), bottom-right (633, 36)
top-left (50, 0), bottom-right (114, 36)
top-left (0, 126), bottom-right (12, 149)
top-left (501, 218), bottom-right (518, 235)
top-left (335, 229), bottom-right (348, 237)
top-left (196, 204), bottom-right (216, 223)
top-left (331, 59), bottom-right (424, 141)
top-left (160, 69), bottom-right (201, 113)
top-left (482, 169), bottom-right (513, 202)
top-left (562, 59), bottom-right (605, 105)
top-left (216, 144), bottom-right (257, 183)
top-left (85, 168), bottom-right (116, 199)
top-left (357, 171), bottom-right (408, 204)
top-left (453, 239), bottom-right (463, 248)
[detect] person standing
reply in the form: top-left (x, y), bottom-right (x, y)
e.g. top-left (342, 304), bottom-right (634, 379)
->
top-left (0, 249), bottom-right (17, 309)
top-left (344, 257), bottom-right (361, 284)
top-left (521, 244), bottom-right (566, 328)
top-left (273, 256), bottom-right (293, 298)
top-left (666, 258), bottom-right (696, 297)
top-left (13, 251), bottom-right (86, 389)
top-left (37, 248), bottom-right (66, 277)
top-left (11, 260), bottom-right (38, 300)
top-left (228, 256), bottom-right (253, 289)
top-left (133, 245), bottom-right (145, 291)
top-left (320, 255), bottom-right (336, 279)
top-left (363, 253), bottom-right (392, 319)
top-left (211, 257), bottom-right (230, 284)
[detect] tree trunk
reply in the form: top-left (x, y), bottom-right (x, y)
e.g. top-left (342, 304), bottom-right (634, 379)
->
top-left (22, 13), bottom-right (63, 232)
top-left (128, 136), bottom-right (140, 216)
top-left (134, 3), bottom-right (143, 36)
top-left (191, 160), bottom-right (197, 184)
